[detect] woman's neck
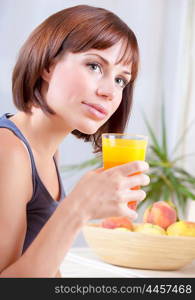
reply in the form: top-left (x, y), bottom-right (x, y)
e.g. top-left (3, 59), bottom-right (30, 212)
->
top-left (10, 108), bottom-right (70, 159)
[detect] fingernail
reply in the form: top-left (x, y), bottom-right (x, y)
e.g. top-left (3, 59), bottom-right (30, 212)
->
top-left (143, 174), bottom-right (150, 185)
top-left (129, 210), bottom-right (138, 220)
top-left (141, 161), bottom-right (149, 171)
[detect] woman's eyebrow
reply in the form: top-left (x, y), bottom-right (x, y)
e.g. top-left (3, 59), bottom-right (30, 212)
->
top-left (84, 53), bottom-right (131, 75)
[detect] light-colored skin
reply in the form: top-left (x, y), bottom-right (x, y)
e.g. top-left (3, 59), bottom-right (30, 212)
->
top-left (0, 41), bottom-right (150, 277)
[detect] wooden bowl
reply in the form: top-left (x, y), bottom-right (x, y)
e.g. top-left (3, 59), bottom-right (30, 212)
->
top-left (82, 224), bottom-right (195, 271)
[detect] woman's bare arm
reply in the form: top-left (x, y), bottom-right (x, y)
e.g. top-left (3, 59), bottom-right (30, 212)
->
top-left (1, 198), bottom-right (83, 277)
top-left (0, 133), bottom-right (83, 277)
top-left (0, 132), bottom-right (149, 277)
top-left (0, 132), bottom-right (33, 274)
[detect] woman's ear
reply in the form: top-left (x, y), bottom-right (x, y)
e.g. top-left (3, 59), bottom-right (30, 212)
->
top-left (42, 63), bottom-right (56, 82)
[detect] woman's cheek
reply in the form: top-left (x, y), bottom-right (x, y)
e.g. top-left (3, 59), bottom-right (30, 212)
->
top-left (70, 73), bottom-right (89, 94)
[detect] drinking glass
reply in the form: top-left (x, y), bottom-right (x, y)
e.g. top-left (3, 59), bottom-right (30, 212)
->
top-left (102, 133), bottom-right (148, 210)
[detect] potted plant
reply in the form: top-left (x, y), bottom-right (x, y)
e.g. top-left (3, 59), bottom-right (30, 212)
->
top-left (141, 105), bottom-right (195, 218)
top-left (61, 105), bottom-right (195, 218)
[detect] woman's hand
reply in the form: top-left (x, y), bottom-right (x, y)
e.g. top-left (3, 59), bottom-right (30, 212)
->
top-left (66, 161), bottom-right (150, 222)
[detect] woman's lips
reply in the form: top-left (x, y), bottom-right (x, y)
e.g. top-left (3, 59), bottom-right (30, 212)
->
top-left (82, 101), bottom-right (108, 120)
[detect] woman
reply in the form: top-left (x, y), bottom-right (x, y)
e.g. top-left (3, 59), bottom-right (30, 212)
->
top-left (0, 5), bottom-right (149, 277)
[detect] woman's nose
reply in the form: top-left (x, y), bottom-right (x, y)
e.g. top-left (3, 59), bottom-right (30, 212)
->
top-left (96, 82), bottom-right (115, 101)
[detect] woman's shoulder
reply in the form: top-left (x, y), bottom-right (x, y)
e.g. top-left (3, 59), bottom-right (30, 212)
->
top-left (0, 127), bottom-right (33, 201)
top-left (0, 127), bottom-right (32, 177)
top-left (0, 127), bottom-right (27, 154)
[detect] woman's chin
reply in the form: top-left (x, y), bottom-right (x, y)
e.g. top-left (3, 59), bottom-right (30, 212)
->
top-left (77, 124), bottom-right (100, 135)
top-left (80, 128), bottom-right (98, 135)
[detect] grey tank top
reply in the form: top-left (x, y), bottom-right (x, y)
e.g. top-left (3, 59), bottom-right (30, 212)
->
top-left (0, 113), bottom-right (66, 253)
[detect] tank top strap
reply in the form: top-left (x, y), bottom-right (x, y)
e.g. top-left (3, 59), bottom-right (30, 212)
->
top-left (0, 113), bottom-right (36, 192)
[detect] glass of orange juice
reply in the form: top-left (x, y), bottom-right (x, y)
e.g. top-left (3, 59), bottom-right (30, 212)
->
top-left (102, 133), bottom-right (148, 210)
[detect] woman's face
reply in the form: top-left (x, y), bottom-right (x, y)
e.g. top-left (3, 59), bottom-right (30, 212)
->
top-left (42, 41), bottom-right (132, 134)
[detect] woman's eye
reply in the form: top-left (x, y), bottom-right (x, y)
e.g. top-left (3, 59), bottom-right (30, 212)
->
top-left (87, 63), bottom-right (102, 73)
top-left (115, 77), bottom-right (128, 88)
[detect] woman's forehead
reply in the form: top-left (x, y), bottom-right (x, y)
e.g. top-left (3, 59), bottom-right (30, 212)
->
top-left (83, 40), bottom-right (132, 68)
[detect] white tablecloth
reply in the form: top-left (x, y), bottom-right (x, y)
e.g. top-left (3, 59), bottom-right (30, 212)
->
top-left (60, 247), bottom-right (195, 278)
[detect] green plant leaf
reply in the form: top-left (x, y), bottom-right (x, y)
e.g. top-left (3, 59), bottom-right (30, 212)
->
top-left (174, 167), bottom-right (195, 179)
top-left (168, 174), bottom-right (195, 216)
top-left (180, 177), bottom-right (195, 185)
top-left (173, 188), bottom-right (186, 217)
top-left (144, 179), bottom-right (164, 203)
top-left (171, 119), bottom-right (195, 156)
top-left (142, 113), bottom-right (165, 160)
top-left (159, 172), bottom-right (174, 191)
top-left (177, 184), bottom-right (195, 200)
top-left (167, 174), bottom-right (187, 215)
top-left (161, 185), bottom-right (171, 202)
top-left (172, 152), bottom-right (195, 164)
top-left (161, 102), bottom-right (168, 159)
top-left (149, 145), bottom-right (166, 161)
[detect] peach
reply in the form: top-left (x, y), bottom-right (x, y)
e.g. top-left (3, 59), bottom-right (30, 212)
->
top-left (101, 216), bottom-right (133, 230)
top-left (167, 220), bottom-right (195, 237)
top-left (134, 223), bottom-right (167, 235)
top-left (143, 201), bottom-right (177, 229)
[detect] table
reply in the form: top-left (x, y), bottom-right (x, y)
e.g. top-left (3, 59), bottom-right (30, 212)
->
top-left (60, 247), bottom-right (195, 278)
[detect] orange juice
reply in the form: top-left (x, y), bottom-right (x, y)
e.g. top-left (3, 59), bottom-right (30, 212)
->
top-left (102, 138), bottom-right (147, 169)
top-left (102, 134), bottom-right (148, 210)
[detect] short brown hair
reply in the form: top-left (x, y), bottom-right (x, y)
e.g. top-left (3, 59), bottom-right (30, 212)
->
top-left (12, 5), bottom-right (139, 153)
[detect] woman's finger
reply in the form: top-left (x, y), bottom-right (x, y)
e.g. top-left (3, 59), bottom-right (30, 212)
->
top-left (127, 174), bottom-right (150, 188)
top-left (107, 160), bottom-right (149, 176)
top-left (118, 203), bottom-right (138, 220)
top-left (119, 189), bottom-right (146, 203)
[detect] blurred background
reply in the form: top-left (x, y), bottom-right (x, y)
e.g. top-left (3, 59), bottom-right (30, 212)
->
top-left (0, 0), bottom-right (195, 245)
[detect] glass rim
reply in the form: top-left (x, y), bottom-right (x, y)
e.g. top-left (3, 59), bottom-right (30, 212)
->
top-left (102, 133), bottom-right (148, 140)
